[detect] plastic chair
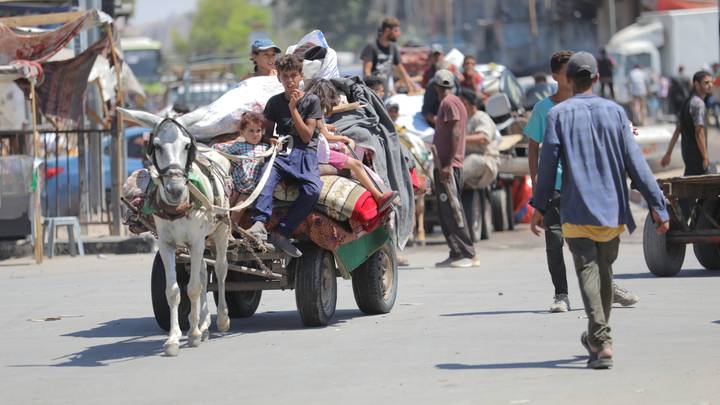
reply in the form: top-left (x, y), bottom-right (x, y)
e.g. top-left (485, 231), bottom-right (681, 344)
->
top-left (43, 217), bottom-right (85, 258)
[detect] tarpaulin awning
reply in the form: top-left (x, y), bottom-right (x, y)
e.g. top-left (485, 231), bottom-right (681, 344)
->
top-left (0, 9), bottom-right (110, 65)
top-left (16, 33), bottom-right (110, 122)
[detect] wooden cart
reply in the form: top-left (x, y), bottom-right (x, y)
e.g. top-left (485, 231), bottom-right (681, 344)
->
top-left (643, 174), bottom-right (720, 276)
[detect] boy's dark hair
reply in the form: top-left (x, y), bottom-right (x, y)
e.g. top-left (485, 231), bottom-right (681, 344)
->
top-left (571, 76), bottom-right (594, 92)
top-left (693, 70), bottom-right (712, 84)
top-left (239, 112), bottom-right (265, 130)
top-left (307, 79), bottom-right (339, 116)
top-left (463, 55), bottom-right (476, 63)
top-left (275, 54), bottom-right (303, 73)
top-left (533, 72), bottom-right (547, 83)
top-left (364, 75), bottom-right (384, 89)
top-left (550, 50), bottom-right (573, 74)
top-left (381, 17), bottom-right (400, 31)
top-left (459, 88), bottom-right (484, 110)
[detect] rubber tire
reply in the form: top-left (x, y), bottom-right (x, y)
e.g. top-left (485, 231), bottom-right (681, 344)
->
top-left (480, 189), bottom-right (493, 240)
top-left (462, 189), bottom-right (483, 242)
top-left (491, 188), bottom-right (509, 232)
top-left (294, 245), bottom-right (337, 327)
top-left (352, 242), bottom-right (399, 315)
top-left (693, 199), bottom-right (720, 270)
top-left (151, 252), bottom-right (190, 332)
top-left (212, 271), bottom-right (263, 318)
top-left (643, 212), bottom-right (685, 277)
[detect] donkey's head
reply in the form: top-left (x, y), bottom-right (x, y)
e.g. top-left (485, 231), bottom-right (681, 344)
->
top-left (119, 108), bottom-right (202, 207)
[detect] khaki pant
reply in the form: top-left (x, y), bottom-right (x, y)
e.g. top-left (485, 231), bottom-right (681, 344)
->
top-left (566, 237), bottom-right (620, 348)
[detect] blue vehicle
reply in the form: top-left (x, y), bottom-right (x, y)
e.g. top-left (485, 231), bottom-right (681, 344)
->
top-left (43, 127), bottom-right (150, 217)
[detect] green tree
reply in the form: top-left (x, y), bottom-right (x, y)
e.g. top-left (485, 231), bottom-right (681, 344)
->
top-left (288, 0), bottom-right (373, 51)
top-left (173, 0), bottom-right (272, 59)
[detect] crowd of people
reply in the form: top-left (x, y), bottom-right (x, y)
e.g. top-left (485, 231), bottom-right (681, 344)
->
top-left (162, 15), bottom-right (720, 371)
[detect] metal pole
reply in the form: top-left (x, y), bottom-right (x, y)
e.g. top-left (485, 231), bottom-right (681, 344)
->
top-left (30, 82), bottom-right (43, 263)
top-left (609, 0), bottom-right (617, 36)
top-left (445, 0), bottom-right (454, 49)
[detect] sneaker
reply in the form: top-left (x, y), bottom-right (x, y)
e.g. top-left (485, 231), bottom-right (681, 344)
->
top-left (268, 232), bottom-right (302, 258)
top-left (550, 294), bottom-right (570, 312)
top-left (397, 254), bottom-right (410, 267)
top-left (613, 283), bottom-right (639, 307)
top-left (471, 257), bottom-right (480, 267)
top-left (450, 258), bottom-right (474, 268)
top-left (580, 332), bottom-right (596, 365)
top-left (435, 256), bottom-right (457, 267)
top-left (247, 221), bottom-right (268, 242)
top-left (588, 344), bottom-right (613, 370)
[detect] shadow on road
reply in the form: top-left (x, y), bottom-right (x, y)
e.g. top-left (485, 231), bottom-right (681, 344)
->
top-left (441, 309), bottom-right (583, 317)
top-left (13, 309), bottom-right (367, 368)
top-left (436, 355), bottom-right (588, 370)
top-left (713, 320), bottom-right (720, 325)
top-left (614, 269), bottom-right (720, 279)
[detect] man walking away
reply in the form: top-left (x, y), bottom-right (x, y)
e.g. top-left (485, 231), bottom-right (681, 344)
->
top-left (531, 52), bottom-right (670, 369)
top-left (361, 17), bottom-right (417, 98)
top-left (661, 70), bottom-right (714, 176)
top-left (629, 64), bottom-right (649, 125)
top-left (597, 48), bottom-right (615, 99)
top-left (527, 51), bottom-right (639, 313)
top-left (431, 69), bottom-right (479, 268)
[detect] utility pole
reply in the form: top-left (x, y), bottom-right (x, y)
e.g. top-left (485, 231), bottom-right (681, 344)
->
top-left (608, 0), bottom-right (617, 36)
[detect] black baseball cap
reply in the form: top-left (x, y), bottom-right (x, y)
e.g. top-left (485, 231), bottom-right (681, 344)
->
top-left (566, 51), bottom-right (598, 78)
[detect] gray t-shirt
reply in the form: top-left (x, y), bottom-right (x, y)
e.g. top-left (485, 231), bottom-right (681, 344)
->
top-left (466, 110), bottom-right (499, 157)
top-left (263, 92), bottom-right (323, 151)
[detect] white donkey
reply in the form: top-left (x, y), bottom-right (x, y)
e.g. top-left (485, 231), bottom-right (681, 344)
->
top-left (120, 108), bottom-right (232, 356)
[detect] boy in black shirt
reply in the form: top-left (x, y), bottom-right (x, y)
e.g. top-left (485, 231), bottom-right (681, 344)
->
top-left (248, 54), bottom-right (323, 258)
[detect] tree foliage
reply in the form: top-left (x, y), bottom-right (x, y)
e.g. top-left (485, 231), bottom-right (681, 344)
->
top-left (288, 0), bottom-right (374, 51)
top-left (173, 0), bottom-right (272, 59)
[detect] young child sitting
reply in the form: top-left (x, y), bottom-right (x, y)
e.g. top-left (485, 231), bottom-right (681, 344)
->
top-left (247, 54), bottom-right (324, 258)
top-left (307, 79), bottom-right (398, 213)
top-left (212, 112), bottom-right (271, 203)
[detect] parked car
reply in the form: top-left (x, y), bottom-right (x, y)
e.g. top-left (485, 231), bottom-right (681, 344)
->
top-left (43, 127), bottom-right (149, 217)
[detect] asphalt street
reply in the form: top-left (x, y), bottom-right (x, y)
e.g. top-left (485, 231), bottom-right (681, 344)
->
top-left (1, 216), bottom-right (719, 405)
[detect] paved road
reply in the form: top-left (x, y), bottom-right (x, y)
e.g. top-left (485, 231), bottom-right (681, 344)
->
top-left (1, 219), bottom-right (719, 404)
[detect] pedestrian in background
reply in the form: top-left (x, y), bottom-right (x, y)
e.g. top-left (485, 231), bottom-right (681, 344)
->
top-left (661, 70), bottom-right (714, 175)
top-left (431, 69), bottom-right (479, 268)
top-left (531, 52), bottom-right (670, 369)
top-left (460, 55), bottom-right (483, 94)
top-left (361, 17), bottom-right (417, 98)
top-left (629, 64), bottom-right (649, 125)
top-left (597, 48), bottom-right (615, 99)
top-left (669, 65), bottom-right (691, 116)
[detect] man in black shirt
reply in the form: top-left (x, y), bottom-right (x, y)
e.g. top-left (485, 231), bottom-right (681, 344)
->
top-left (597, 48), bottom-right (615, 99)
top-left (249, 55), bottom-right (324, 258)
top-left (361, 17), bottom-right (417, 97)
top-left (661, 70), bottom-right (713, 175)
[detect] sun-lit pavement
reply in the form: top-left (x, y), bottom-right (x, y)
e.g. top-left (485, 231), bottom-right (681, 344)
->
top-left (1, 215), bottom-right (718, 404)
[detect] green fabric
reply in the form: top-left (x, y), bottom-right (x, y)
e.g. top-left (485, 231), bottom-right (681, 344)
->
top-left (335, 226), bottom-right (389, 273)
top-left (30, 169), bottom-right (37, 192)
top-left (188, 170), bottom-right (208, 197)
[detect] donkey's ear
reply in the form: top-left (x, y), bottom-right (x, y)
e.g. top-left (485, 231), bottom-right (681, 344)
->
top-left (118, 108), bottom-right (162, 128)
top-left (177, 107), bottom-right (205, 129)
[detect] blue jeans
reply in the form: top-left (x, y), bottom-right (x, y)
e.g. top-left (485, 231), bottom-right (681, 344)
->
top-left (252, 148), bottom-right (322, 237)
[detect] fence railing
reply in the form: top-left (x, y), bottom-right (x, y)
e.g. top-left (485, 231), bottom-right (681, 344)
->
top-left (0, 128), bottom-right (117, 228)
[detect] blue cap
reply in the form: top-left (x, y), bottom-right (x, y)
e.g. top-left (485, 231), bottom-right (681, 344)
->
top-left (251, 38), bottom-right (281, 54)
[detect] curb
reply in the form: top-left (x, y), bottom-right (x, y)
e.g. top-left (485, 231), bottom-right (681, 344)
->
top-left (0, 234), bottom-right (157, 260)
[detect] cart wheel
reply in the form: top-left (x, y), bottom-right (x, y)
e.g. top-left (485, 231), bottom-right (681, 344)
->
top-left (491, 188), bottom-right (509, 231)
top-left (151, 252), bottom-right (190, 332)
top-left (212, 271), bottom-right (263, 318)
top-left (480, 189), bottom-right (493, 240)
top-left (643, 212), bottom-right (685, 277)
top-left (352, 241), bottom-right (398, 315)
top-left (462, 189), bottom-right (482, 242)
top-left (693, 199), bottom-right (720, 270)
top-left (294, 244), bottom-right (337, 326)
